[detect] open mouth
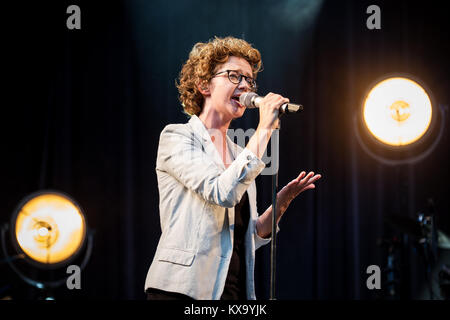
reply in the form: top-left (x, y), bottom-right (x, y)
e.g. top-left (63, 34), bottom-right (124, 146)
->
top-left (231, 95), bottom-right (244, 107)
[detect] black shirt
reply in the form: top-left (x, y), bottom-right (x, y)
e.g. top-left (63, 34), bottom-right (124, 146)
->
top-left (220, 191), bottom-right (250, 300)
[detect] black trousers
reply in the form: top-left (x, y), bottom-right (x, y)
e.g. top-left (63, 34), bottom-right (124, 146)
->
top-left (146, 287), bottom-right (246, 300)
top-left (146, 288), bottom-right (195, 300)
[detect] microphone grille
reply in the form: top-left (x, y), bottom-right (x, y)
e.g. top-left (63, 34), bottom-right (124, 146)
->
top-left (239, 92), bottom-right (258, 108)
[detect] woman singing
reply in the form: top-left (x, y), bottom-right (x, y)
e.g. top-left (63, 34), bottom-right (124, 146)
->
top-left (145, 36), bottom-right (321, 300)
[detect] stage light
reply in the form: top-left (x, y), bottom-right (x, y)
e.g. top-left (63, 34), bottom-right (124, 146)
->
top-left (11, 191), bottom-right (86, 267)
top-left (363, 77), bottom-right (432, 147)
top-left (356, 75), bottom-right (447, 300)
top-left (354, 74), bottom-right (445, 165)
top-left (1, 190), bottom-right (93, 295)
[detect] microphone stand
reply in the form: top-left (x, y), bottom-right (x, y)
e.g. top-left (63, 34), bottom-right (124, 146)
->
top-left (270, 118), bottom-right (281, 300)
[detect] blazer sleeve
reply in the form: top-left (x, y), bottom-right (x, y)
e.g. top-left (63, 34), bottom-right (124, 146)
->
top-left (156, 124), bottom-right (266, 208)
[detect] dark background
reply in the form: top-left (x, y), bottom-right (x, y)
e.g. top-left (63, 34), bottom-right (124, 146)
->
top-left (1, 0), bottom-right (449, 300)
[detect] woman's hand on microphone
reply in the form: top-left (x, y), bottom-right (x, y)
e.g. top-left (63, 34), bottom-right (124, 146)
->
top-left (246, 92), bottom-right (289, 160)
top-left (257, 92), bottom-right (290, 131)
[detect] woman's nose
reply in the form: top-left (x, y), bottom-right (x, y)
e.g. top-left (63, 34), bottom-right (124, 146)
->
top-left (237, 78), bottom-right (251, 91)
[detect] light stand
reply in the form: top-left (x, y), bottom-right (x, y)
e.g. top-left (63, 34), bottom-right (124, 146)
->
top-left (416, 204), bottom-right (438, 299)
top-left (1, 223), bottom-right (94, 298)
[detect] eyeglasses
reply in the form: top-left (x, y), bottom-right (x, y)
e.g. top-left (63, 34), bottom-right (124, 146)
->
top-left (213, 70), bottom-right (257, 91)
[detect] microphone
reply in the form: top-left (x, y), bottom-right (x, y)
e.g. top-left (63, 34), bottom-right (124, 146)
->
top-left (239, 92), bottom-right (303, 114)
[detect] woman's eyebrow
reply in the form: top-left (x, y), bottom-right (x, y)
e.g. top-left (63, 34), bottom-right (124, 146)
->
top-left (233, 68), bottom-right (253, 77)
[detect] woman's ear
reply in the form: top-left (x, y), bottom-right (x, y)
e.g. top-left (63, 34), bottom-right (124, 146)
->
top-left (197, 80), bottom-right (210, 96)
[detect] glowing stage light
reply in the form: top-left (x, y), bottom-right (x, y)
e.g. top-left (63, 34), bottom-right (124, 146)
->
top-left (12, 192), bottom-right (86, 267)
top-left (363, 77), bottom-right (432, 147)
top-left (1, 190), bottom-right (93, 295)
top-left (354, 74), bottom-right (444, 165)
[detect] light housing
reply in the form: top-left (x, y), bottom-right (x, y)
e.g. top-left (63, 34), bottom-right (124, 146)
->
top-left (362, 77), bottom-right (432, 147)
top-left (354, 74), bottom-right (444, 165)
top-left (10, 190), bottom-right (87, 269)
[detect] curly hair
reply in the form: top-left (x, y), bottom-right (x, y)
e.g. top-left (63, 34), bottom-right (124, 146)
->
top-left (176, 36), bottom-right (262, 116)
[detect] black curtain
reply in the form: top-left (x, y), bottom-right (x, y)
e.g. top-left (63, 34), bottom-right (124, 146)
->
top-left (1, 0), bottom-right (449, 299)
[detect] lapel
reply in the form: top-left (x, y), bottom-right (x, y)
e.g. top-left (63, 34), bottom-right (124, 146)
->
top-left (226, 133), bottom-right (256, 218)
top-left (188, 116), bottom-right (257, 241)
top-left (188, 116), bottom-right (234, 237)
top-left (188, 115), bottom-right (225, 171)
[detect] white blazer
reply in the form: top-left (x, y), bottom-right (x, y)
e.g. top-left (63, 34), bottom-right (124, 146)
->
top-left (144, 115), bottom-right (273, 300)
